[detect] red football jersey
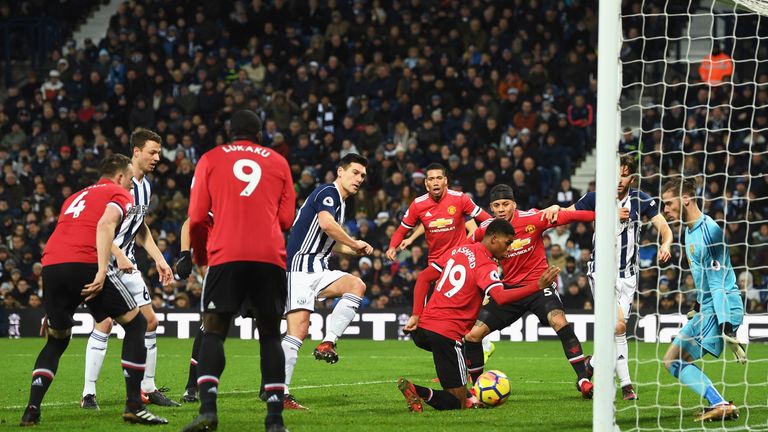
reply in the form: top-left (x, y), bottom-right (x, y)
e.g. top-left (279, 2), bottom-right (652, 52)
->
top-left (43, 178), bottom-right (133, 266)
top-left (418, 242), bottom-right (503, 341)
top-left (188, 140), bottom-right (296, 268)
top-left (471, 209), bottom-right (595, 289)
top-left (397, 189), bottom-right (490, 262)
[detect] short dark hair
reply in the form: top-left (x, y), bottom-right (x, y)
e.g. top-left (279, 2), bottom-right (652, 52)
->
top-left (130, 128), bottom-right (162, 149)
top-left (339, 153), bottom-right (368, 169)
top-left (662, 176), bottom-right (697, 197)
top-left (230, 109), bottom-right (263, 143)
top-left (99, 154), bottom-right (132, 177)
top-left (484, 218), bottom-right (515, 238)
top-left (424, 163), bottom-right (447, 177)
top-left (490, 184), bottom-right (515, 202)
top-left (619, 154), bottom-right (637, 175)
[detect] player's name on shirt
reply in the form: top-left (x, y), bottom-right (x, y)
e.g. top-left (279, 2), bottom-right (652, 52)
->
top-left (220, 144), bottom-right (272, 156)
top-left (126, 204), bottom-right (149, 217)
top-left (447, 246), bottom-right (479, 268)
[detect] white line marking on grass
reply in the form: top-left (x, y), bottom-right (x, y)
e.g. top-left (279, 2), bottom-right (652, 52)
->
top-left (1, 380), bottom-right (396, 410)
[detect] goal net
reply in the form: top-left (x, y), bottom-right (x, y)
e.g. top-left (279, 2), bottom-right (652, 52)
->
top-left (607, 0), bottom-right (767, 430)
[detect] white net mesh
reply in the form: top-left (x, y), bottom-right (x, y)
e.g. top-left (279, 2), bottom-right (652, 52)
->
top-left (617, 0), bottom-right (767, 430)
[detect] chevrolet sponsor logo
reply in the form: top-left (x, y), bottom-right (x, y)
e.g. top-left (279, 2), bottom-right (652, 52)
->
top-left (509, 237), bottom-right (531, 251)
top-left (428, 218), bottom-right (454, 228)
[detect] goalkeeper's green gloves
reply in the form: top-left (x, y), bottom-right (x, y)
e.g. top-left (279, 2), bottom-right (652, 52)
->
top-left (720, 322), bottom-right (747, 364)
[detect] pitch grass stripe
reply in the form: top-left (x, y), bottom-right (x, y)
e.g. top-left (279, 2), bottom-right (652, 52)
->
top-left (2, 378), bottom-right (576, 410)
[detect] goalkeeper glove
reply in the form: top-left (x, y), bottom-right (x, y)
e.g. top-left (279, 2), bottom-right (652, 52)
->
top-left (686, 302), bottom-right (699, 320)
top-left (720, 322), bottom-right (747, 364)
top-left (175, 251), bottom-right (193, 279)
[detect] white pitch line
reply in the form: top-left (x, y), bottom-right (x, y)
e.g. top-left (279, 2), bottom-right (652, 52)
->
top-left (1, 380), bottom-right (394, 410)
top-left (2, 378), bottom-right (574, 410)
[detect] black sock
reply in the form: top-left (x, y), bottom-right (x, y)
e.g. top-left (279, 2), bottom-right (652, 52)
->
top-left (121, 313), bottom-right (148, 409)
top-left (556, 323), bottom-right (589, 381)
top-left (259, 332), bottom-right (285, 426)
top-left (197, 333), bottom-right (226, 414)
top-left (27, 335), bottom-right (70, 408)
top-left (413, 385), bottom-right (462, 410)
top-left (464, 341), bottom-right (484, 383)
top-left (186, 328), bottom-right (203, 390)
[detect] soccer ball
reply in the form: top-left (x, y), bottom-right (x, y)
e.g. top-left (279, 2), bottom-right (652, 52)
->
top-left (473, 370), bottom-right (511, 407)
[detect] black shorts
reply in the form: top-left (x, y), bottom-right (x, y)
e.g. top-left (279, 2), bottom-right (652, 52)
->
top-left (411, 327), bottom-right (467, 389)
top-left (478, 286), bottom-right (564, 333)
top-left (43, 264), bottom-right (137, 330)
top-left (202, 261), bottom-right (286, 320)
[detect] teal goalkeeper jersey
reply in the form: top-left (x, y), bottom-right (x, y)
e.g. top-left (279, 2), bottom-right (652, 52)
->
top-left (685, 213), bottom-right (742, 325)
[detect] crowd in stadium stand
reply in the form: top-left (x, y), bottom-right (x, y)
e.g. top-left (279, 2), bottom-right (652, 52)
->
top-left (0, 0), bottom-right (765, 321)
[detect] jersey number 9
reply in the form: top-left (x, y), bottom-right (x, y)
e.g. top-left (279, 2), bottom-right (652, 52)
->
top-left (233, 159), bottom-right (262, 197)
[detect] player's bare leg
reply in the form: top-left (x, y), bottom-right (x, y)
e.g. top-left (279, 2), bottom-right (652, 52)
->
top-left (547, 309), bottom-right (592, 399)
top-left (663, 344), bottom-right (737, 421)
top-left (82, 318), bottom-right (113, 409)
top-left (139, 303), bottom-right (180, 406)
top-left (313, 275), bottom-right (365, 363)
top-left (281, 310), bottom-right (310, 410)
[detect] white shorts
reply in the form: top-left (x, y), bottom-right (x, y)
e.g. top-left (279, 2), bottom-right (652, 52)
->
top-left (588, 273), bottom-right (636, 319)
top-left (111, 268), bottom-right (151, 308)
top-left (287, 270), bottom-right (348, 313)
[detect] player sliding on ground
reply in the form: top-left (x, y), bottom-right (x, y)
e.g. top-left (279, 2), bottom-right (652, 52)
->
top-left (416, 184), bottom-right (597, 398)
top-left (660, 177), bottom-right (745, 422)
top-left (397, 218), bottom-right (559, 412)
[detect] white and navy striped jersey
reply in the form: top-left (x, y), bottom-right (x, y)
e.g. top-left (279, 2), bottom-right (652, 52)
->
top-left (112, 176), bottom-right (151, 263)
top-left (287, 183), bottom-right (345, 273)
top-left (575, 188), bottom-right (659, 277)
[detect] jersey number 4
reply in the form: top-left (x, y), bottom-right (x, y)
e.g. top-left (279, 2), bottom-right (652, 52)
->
top-left (233, 159), bottom-right (262, 197)
top-left (435, 258), bottom-right (467, 298)
top-left (64, 191), bottom-right (89, 218)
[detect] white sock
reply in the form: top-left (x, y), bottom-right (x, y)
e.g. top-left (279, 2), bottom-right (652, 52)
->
top-left (141, 331), bottom-right (157, 393)
top-left (282, 335), bottom-right (302, 394)
top-left (615, 333), bottom-right (631, 387)
top-left (481, 335), bottom-right (492, 352)
top-left (323, 293), bottom-right (362, 344)
top-left (83, 330), bottom-right (109, 397)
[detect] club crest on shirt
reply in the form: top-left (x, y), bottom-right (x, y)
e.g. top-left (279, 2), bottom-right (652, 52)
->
top-left (447, 205), bottom-right (456, 215)
top-left (525, 224), bottom-right (536, 234)
top-left (689, 244), bottom-right (695, 256)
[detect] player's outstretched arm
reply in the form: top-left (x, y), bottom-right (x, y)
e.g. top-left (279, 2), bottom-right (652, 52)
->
top-left (83, 205), bottom-right (123, 300)
top-left (488, 266), bottom-right (561, 305)
top-left (137, 223), bottom-right (174, 286)
top-left (319, 211), bottom-right (372, 254)
top-left (651, 213), bottom-right (673, 263)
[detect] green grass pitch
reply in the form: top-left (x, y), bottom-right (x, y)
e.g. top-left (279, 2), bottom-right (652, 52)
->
top-left (1, 338), bottom-right (766, 431)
